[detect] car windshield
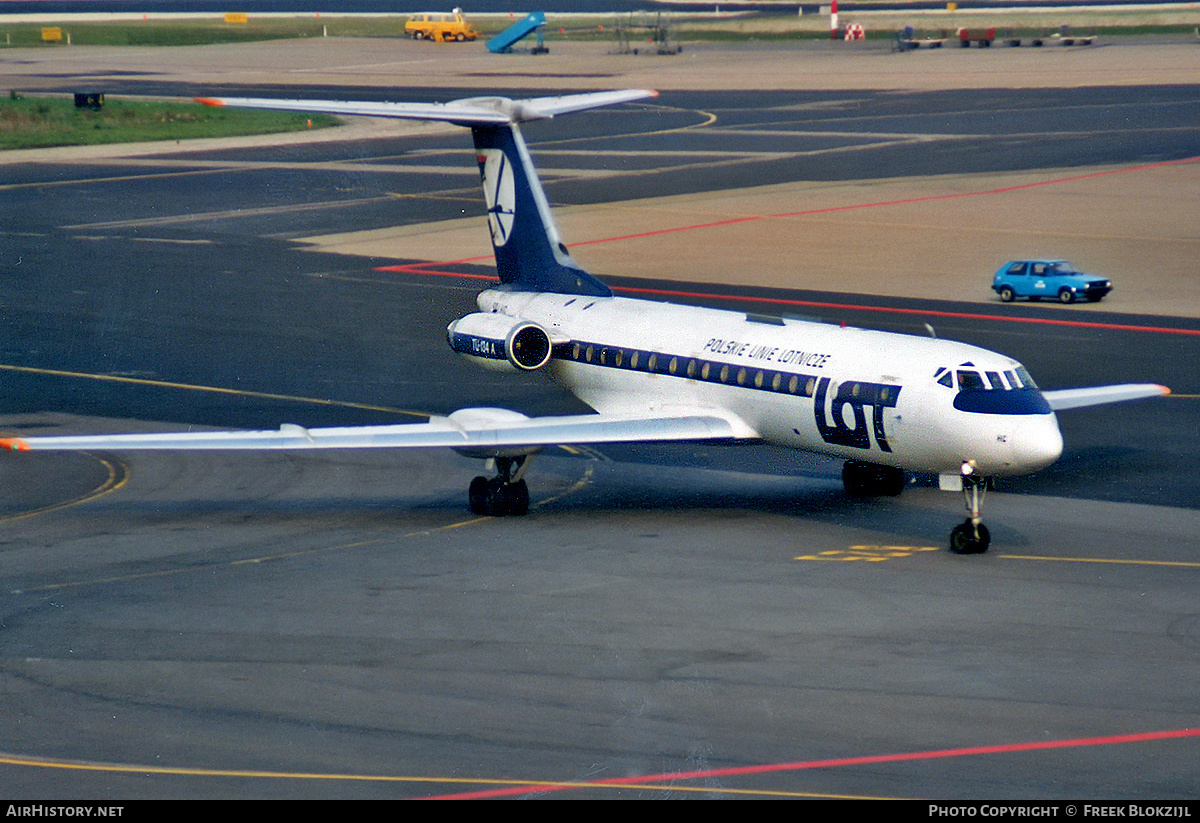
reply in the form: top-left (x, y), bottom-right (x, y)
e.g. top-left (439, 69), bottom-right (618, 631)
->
top-left (1049, 262), bottom-right (1078, 274)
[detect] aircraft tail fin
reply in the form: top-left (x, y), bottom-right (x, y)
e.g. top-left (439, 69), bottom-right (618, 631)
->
top-left (471, 119), bottom-right (609, 296)
top-left (197, 89), bottom-right (658, 297)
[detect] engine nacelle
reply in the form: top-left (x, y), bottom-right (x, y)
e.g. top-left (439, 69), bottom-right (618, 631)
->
top-left (446, 312), bottom-right (554, 372)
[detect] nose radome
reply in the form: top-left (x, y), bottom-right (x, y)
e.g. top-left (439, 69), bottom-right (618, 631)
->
top-left (1013, 415), bottom-right (1064, 472)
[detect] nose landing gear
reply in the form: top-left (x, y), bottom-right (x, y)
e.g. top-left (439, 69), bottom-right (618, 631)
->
top-left (468, 455), bottom-right (531, 517)
top-left (949, 461), bottom-right (991, 554)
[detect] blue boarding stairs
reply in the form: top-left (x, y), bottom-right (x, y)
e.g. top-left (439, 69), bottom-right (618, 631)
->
top-left (487, 11), bottom-right (549, 54)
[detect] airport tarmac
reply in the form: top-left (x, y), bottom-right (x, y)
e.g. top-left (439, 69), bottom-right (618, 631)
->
top-left (6, 33), bottom-right (1200, 93)
top-left (1, 430), bottom-right (1198, 799)
top-left (7, 36), bottom-right (1200, 316)
top-left (0, 36), bottom-right (1198, 798)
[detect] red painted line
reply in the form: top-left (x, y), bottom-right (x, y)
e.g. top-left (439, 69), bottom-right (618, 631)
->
top-left (420, 727), bottom-right (1200, 799)
top-left (565, 155), bottom-right (1200, 249)
top-left (374, 267), bottom-right (1200, 337)
top-left (375, 156), bottom-right (1200, 336)
top-left (379, 157), bottom-right (1200, 272)
top-left (615, 285), bottom-right (1200, 337)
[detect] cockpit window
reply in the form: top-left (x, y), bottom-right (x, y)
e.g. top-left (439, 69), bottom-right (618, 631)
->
top-left (940, 364), bottom-right (1040, 397)
top-left (950, 362), bottom-right (1050, 414)
top-left (957, 370), bottom-right (986, 391)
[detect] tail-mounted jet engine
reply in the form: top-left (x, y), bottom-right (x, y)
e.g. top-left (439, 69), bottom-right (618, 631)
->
top-left (447, 313), bottom-right (555, 372)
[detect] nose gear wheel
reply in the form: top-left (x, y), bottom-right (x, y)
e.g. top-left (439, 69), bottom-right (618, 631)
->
top-left (949, 463), bottom-right (991, 554)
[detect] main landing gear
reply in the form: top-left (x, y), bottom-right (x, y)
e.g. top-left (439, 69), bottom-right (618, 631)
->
top-left (842, 460), bottom-right (906, 497)
top-left (468, 455), bottom-right (530, 517)
top-left (949, 461), bottom-right (991, 554)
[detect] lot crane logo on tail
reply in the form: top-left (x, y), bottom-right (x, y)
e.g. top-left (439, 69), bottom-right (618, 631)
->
top-left (478, 148), bottom-right (515, 247)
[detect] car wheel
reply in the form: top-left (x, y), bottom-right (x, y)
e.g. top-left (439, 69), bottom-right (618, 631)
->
top-left (1058, 288), bottom-right (1075, 304)
top-left (998, 286), bottom-right (1016, 303)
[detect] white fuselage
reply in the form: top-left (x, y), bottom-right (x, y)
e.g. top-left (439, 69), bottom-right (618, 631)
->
top-left (469, 288), bottom-right (1065, 477)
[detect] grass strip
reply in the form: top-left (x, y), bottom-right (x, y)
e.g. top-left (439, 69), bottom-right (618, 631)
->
top-left (1, 19), bottom-right (378, 47)
top-left (0, 95), bottom-right (339, 151)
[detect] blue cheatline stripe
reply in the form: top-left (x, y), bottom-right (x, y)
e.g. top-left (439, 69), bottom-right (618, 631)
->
top-left (450, 330), bottom-right (824, 399)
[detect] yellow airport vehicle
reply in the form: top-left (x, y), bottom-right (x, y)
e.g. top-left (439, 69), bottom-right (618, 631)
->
top-left (405, 10), bottom-right (478, 43)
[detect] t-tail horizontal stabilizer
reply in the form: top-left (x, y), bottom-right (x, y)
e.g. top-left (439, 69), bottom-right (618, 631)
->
top-left (196, 89), bottom-right (658, 297)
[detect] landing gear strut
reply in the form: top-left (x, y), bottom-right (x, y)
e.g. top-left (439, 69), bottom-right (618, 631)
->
top-left (949, 461), bottom-right (991, 554)
top-left (468, 455), bottom-right (530, 516)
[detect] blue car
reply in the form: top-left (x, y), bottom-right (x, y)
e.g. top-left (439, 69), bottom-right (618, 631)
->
top-left (992, 259), bottom-right (1113, 304)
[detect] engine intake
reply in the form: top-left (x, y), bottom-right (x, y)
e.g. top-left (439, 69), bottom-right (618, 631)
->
top-left (447, 313), bottom-right (554, 372)
top-left (507, 322), bottom-right (552, 370)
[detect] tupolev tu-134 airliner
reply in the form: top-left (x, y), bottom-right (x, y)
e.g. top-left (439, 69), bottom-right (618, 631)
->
top-left (0, 90), bottom-right (1169, 553)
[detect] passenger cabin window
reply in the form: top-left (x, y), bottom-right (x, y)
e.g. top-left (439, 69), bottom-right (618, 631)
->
top-left (1007, 262), bottom-right (1028, 276)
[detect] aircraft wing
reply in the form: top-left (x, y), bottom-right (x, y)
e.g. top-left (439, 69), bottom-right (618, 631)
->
top-left (0, 408), bottom-right (755, 454)
top-left (194, 89), bottom-right (658, 125)
top-left (1042, 383), bottom-right (1170, 411)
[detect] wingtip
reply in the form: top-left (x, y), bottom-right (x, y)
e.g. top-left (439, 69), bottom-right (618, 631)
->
top-left (0, 437), bottom-right (30, 452)
top-left (1160, 384), bottom-right (1172, 396)
top-left (194, 97), bottom-right (225, 107)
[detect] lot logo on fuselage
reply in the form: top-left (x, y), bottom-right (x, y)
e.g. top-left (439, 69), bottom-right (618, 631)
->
top-left (814, 377), bottom-right (902, 452)
top-left (477, 149), bottom-right (515, 247)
